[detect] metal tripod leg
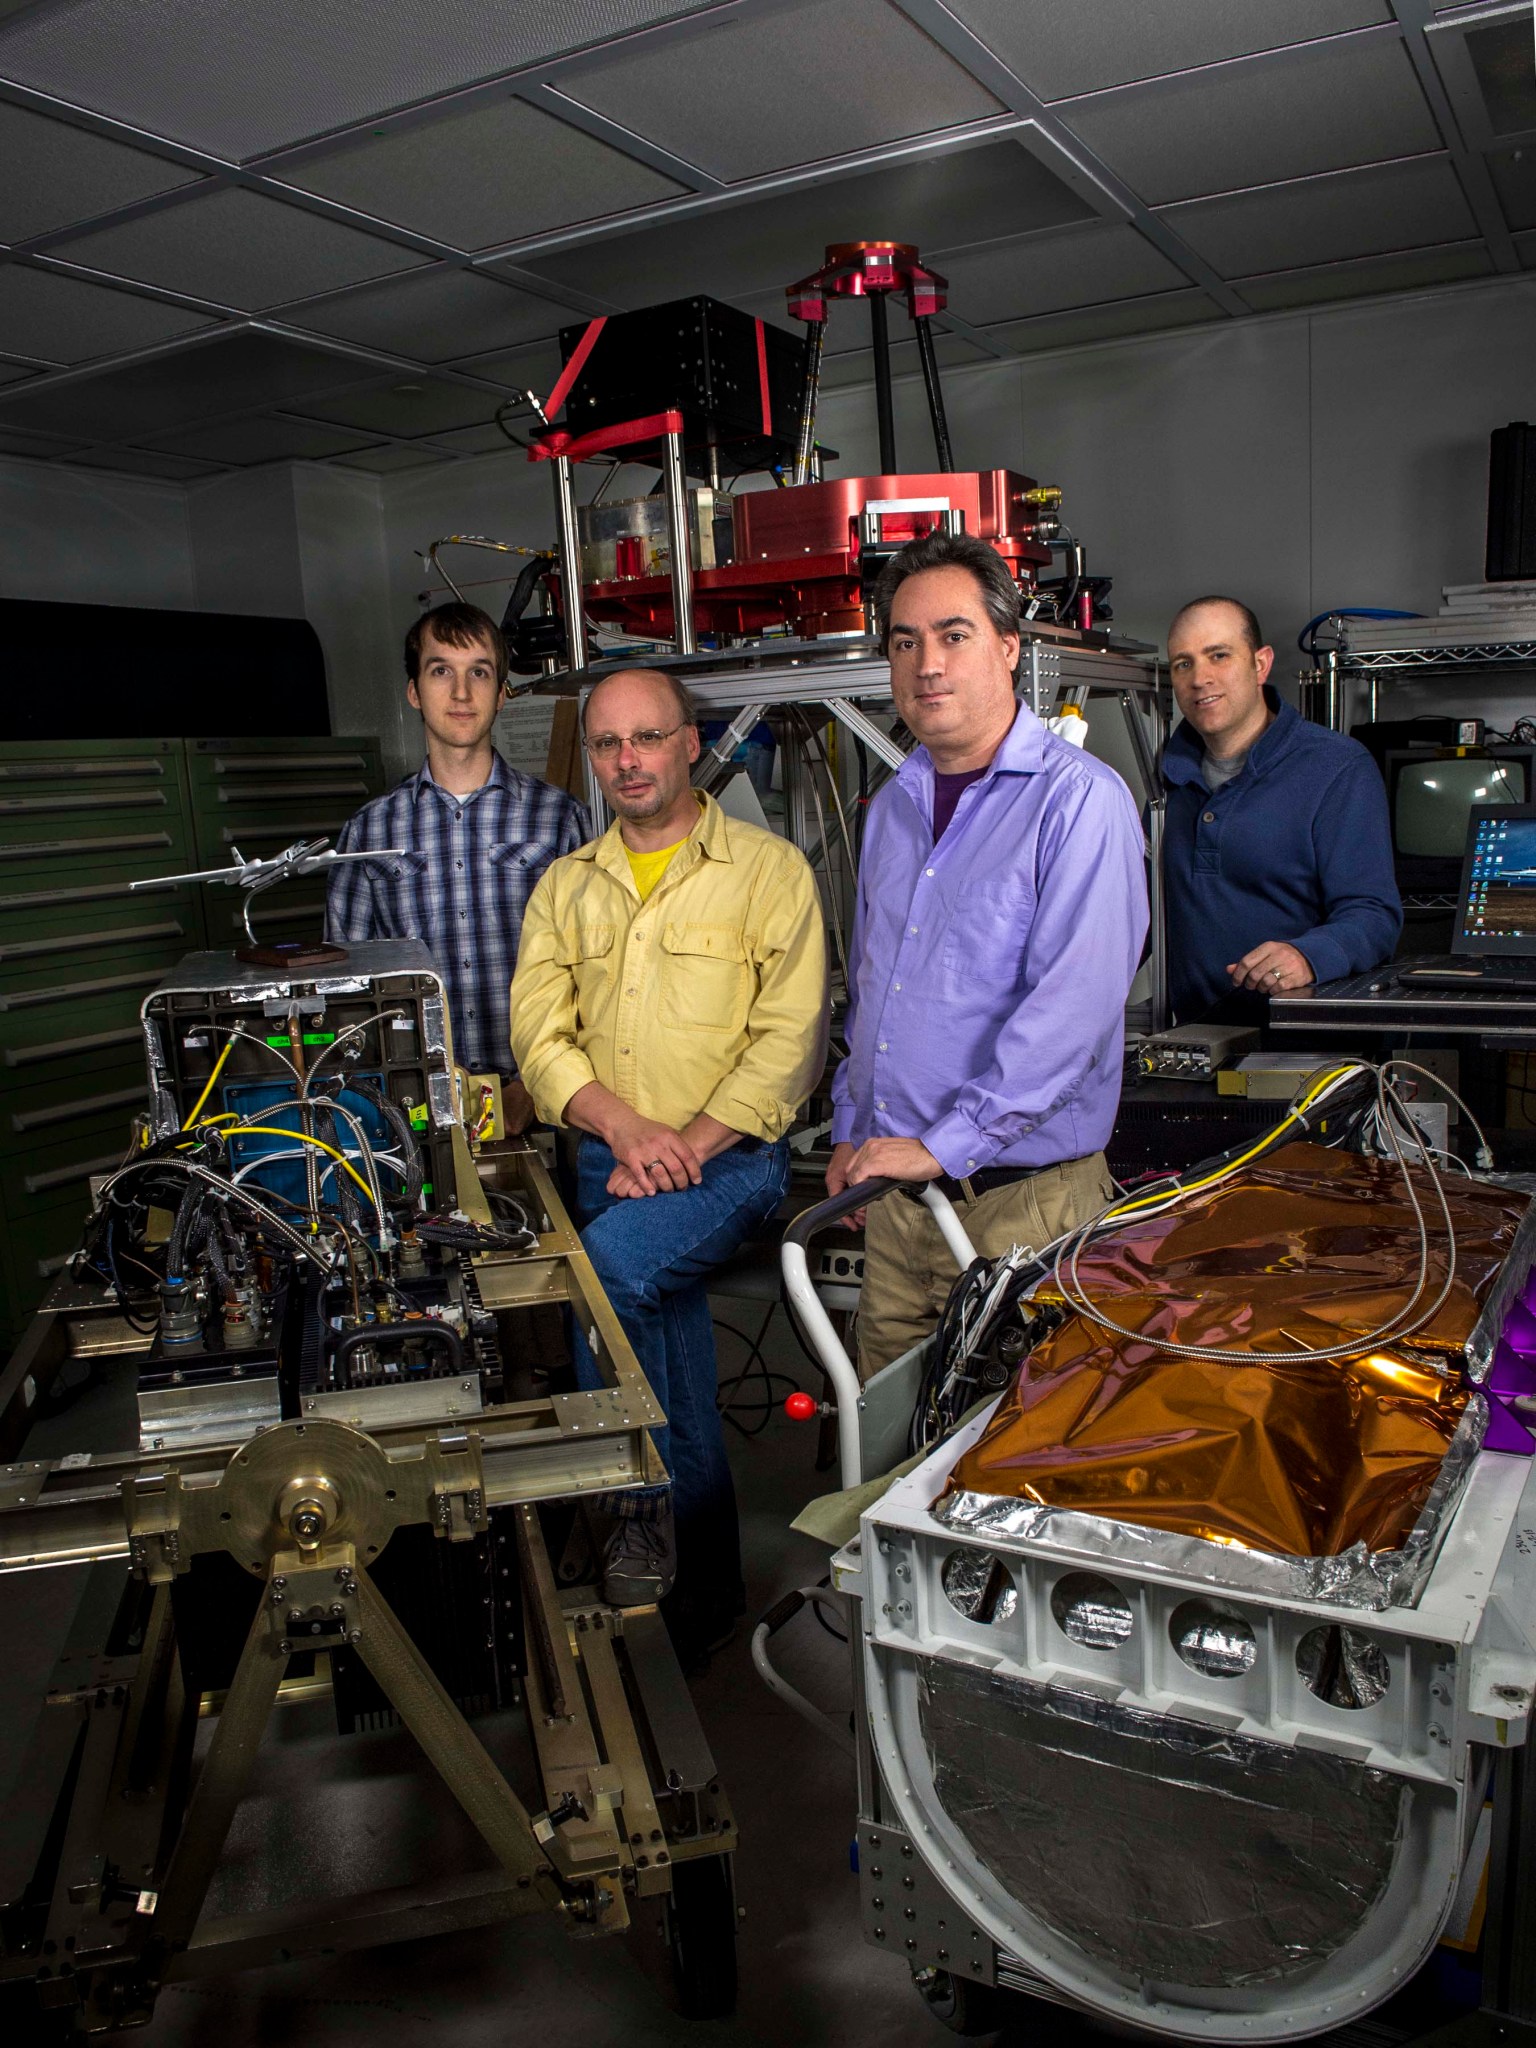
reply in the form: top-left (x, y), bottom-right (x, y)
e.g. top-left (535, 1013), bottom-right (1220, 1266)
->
top-left (147, 1586), bottom-right (285, 1962)
top-left (350, 1569), bottom-right (560, 1896)
top-left (152, 1556), bottom-right (564, 1973)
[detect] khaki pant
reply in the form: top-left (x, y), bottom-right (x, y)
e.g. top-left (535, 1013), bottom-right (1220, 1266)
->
top-left (856, 1152), bottom-right (1116, 1381)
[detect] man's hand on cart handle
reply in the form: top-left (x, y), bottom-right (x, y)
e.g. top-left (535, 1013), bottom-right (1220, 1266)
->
top-left (826, 1136), bottom-right (941, 1227)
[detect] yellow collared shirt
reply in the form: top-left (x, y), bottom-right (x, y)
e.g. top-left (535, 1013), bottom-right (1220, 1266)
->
top-left (509, 793), bottom-right (828, 1142)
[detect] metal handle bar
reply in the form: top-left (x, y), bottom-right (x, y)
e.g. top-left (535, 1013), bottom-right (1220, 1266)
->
top-left (750, 1586), bottom-right (856, 1756)
top-left (781, 1177), bottom-right (977, 1489)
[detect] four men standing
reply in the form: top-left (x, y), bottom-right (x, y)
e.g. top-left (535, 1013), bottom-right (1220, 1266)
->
top-left (331, 555), bottom-right (1396, 1652)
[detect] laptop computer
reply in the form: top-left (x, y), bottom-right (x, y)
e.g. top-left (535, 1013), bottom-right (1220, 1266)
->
top-left (1398, 803), bottom-right (1536, 990)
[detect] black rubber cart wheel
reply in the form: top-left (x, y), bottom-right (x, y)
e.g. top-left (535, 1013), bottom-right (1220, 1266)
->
top-left (912, 1963), bottom-right (1012, 2036)
top-left (664, 1851), bottom-right (738, 2020)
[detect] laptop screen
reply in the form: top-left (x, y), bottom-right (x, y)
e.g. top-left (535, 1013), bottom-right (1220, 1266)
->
top-left (1454, 805), bottom-right (1536, 956)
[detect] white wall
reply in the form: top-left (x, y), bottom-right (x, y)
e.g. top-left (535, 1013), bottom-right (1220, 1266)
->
top-left (0, 453), bottom-right (194, 609)
top-left (185, 467), bottom-right (306, 616)
top-left (292, 465), bottom-right (403, 769)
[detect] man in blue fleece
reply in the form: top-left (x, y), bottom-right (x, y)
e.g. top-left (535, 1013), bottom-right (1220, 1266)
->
top-left (1162, 596), bottom-right (1401, 1021)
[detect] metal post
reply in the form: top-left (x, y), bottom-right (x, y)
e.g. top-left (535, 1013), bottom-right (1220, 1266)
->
top-left (793, 320), bottom-right (825, 487)
top-left (1024, 641), bottom-right (1043, 718)
top-left (1322, 647), bottom-right (1341, 731)
top-left (551, 454), bottom-right (586, 674)
top-left (660, 425), bottom-right (696, 657)
top-left (1147, 797), bottom-right (1169, 1031)
top-left (869, 292), bottom-right (897, 476)
top-left (913, 314), bottom-right (953, 473)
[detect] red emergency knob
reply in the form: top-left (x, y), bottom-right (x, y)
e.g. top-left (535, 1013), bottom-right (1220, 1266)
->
top-left (784, 1391), bottom-right (818, 1422)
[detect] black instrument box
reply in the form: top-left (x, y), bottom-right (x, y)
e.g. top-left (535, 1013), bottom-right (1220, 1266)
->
top-left (556, 296), bottom-right (808, 474)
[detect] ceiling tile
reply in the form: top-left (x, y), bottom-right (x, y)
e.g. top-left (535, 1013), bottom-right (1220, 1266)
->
top-left (942, 0), bottom-right (1390, 103)
top-left (332, 442), bottom-right (448, 473)
top-left (0, 329), bottom-right (377, 440)
top-left (0, 423), bottom-right (91, 458)
top-left (0, 0), bottom-right (727, 158)
top-left (927, 222), bottom-right (1186, 325)
top-left (0, 264), bottom-right (219, 364)
top-left (52, 187), bottom-right (430, 309)
top-left (1465, 16), bottom-right (1536, 140)
top-left (409, 419), bottom-right (524, 454)
top-left (63, 446), bottom-right (224, 478)
top-left (0, 102), bottom-right (203, 243)
top-left (449, 337), bottom-right (565, 397)
top-left (560, 0), bottom-right (1002, 181)
top-left (1058, 33), bottom-right (1441, 206)
top-left (1233, 242), bottom-right (1494, 311)
top-left (292, 376), bottom-right (507, 436)
top-left (284, 267), bottom-right (566, 363)
top-left (983, 290), bottom-right (1222, 354)
top-left (289, 95), bottom-right (683, 251)
top-left (1160, 157), bottom-right (1477, 277)
top-left (0, 358), bottom-right (39, 386)
top-left (146, 415), bottom-right (386, 462)
top-left (511, 138), bottom-right (1094, 306)
top-left (1490, 146), bottom-right (1536, 233)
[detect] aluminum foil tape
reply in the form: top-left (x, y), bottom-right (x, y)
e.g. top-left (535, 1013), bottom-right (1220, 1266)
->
top-left (919, 1660), bottom-right (1408, 1989)
top-left (937, 1392), bottom-right (1488, 1611)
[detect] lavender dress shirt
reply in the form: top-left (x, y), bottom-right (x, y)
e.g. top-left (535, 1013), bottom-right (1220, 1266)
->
top-left (831, 702), bottom-right (1148, 1176)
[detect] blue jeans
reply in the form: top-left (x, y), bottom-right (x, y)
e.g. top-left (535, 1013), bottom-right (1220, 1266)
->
top-left (573, 1134), bottom-right (791, 1603)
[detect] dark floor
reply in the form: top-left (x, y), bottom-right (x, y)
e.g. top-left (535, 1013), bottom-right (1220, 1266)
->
top-left (0, 1304), bottom-right (1020, 2048)
top-left (0, 1308), bottom-right (1484, 2048)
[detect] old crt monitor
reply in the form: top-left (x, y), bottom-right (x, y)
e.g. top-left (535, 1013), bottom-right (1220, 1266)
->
top-left (1386, 746), bottom-right (1534, 893)
top-left (1455, 806), bottom-right (1536, 956)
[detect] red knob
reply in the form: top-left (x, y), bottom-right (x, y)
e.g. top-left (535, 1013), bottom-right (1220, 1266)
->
top-left (784, 1391), bottom-right (818, 1422)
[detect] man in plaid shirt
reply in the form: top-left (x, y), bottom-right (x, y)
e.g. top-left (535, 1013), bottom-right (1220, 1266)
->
top-left (326, 602), bottom-right (590, 1130)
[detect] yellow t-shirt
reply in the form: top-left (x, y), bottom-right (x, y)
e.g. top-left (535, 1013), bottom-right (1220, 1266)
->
top-left (624, 835), bottom-right (688, 903)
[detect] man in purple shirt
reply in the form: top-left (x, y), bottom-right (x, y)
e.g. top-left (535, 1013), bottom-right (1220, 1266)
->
top-left (827, 529), bottom-right (1148, 1377)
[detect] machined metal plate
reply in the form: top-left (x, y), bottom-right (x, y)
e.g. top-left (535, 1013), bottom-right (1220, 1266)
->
top-left (138, 1368), bottom-right (281, 1451)
top-left (857, 1817), bottom-right (996, 1985)
top-left (301, 1374), bottom-right (484, 1429)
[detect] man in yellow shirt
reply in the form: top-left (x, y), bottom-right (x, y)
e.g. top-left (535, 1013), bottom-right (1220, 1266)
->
top-left (510, 669), bottom-right (827, 1653)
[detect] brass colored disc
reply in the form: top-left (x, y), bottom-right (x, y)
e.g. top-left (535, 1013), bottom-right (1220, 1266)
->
top-left (215, 1418), bottom-right (396, 1575)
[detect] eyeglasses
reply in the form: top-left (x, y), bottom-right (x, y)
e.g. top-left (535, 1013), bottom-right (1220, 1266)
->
top-left (583, 724), bottom-right (686, 759)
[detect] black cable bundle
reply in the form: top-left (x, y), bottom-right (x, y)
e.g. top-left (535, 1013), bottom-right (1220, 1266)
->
top-left (414, 1211), bottom-right (538, 1255)
top-left (910, 1256), bottom-right (1063, 1456)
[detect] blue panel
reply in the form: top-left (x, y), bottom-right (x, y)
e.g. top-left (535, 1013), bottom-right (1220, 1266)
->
top-left (220, 1073), bottom-right (391, 1214)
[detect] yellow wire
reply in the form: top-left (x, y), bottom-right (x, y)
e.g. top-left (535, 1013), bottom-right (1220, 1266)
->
top-left (182, 1036), bottom-right (236, 1130)
top-left (224, 1125), bottom-right (381, 1213)
top-left (1101, 1062), bottom-right (1361, 1225)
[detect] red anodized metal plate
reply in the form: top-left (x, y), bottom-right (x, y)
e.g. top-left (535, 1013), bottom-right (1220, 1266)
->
top-left (572, 469), bottom-right (1052, 639)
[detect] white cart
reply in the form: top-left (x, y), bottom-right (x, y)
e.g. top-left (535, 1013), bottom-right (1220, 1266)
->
top-left (759, 1179), bottom-right (1536, 2045)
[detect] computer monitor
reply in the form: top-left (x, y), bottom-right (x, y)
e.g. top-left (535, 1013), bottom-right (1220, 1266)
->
top-left (1385, 747), bottom-right (1535, 893)
top-left (1454, 805), bottom-right (1536, 956)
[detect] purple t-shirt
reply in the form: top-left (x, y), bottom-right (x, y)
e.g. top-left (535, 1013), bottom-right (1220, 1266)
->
top-left (932, 767), bottom-right (986, 841)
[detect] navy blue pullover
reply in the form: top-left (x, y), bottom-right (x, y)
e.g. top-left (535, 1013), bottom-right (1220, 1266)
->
top-left (1162, 688), bottom-right (1402, 1021)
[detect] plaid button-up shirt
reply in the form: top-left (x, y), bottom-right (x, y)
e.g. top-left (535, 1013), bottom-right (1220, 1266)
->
top-left (326, 750), bottom-right (590, 1076)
